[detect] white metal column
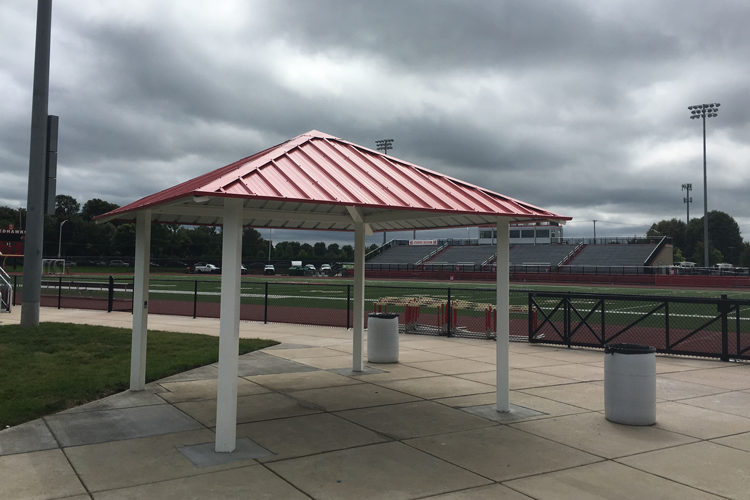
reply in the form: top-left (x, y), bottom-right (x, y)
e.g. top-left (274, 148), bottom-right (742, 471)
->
top-left (352, 222), bottom-right (365, 372)
top-left (496, 218), bottom-right (510, 412)
top-left (215, 198), bottom-right (243, 453)
top-left (130, 210), bottom-right (151, 391)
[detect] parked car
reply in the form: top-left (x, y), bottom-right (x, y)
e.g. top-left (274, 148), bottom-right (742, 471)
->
top-left (193, 263), bottom-right (220, 273)
top-left (288, 265), bottom-right (305, 276)
top-left (264, 264), bottom-right (275, 275)
top-left (109, 259), bottom-right (129, 267)
top-left (320, 263), bottom-right (332, 275)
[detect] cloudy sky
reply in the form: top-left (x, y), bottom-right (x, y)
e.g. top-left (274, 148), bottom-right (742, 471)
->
top-left (1, 0), bottom-right (748, 246)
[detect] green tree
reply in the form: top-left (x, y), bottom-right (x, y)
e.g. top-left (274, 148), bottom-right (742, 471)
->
top-left (340, 245), bottom-right (354, 261)
top-left (242, 228), bottom-right (267, 260)
top-left (313, 242), bottom-right (327, 258)
top-left (81, 198), bottom-right (119, 221)
top-left (185, 226), bottom-right (221, 262)
top-left (739, 242), bottom-right (750, 268)
top-left (647, 219), bottom-right (686, 252)
top-left (112, 223), bottom-right (136, 257)
top-left (55, 195), bottom-right (80, 217)
top-left (686, 211), bottom-right (742, 265)
top-left (0, 206), bottom-right (18, 228)
top-left (299, 243), bottom-right (314, 260)
top-left (326, 243), bottom-right (340, 260)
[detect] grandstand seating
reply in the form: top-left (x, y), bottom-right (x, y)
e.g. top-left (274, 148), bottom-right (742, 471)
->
top-left (427, 245), bottom-right (496, 265)
top-left (568, 243), bottom-right (658, 267)
top-left (509, 245), bottom-right (577, 266)
top-left (367, 241), bottom-right (661, 269)
top-left (367, 245), bottom-right (439, 264)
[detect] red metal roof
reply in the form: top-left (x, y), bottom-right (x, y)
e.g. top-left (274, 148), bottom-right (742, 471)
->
top-left (98, 130), bottom-right (569, 231)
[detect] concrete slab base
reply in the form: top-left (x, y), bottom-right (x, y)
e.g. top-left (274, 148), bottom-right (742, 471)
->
top-left (178, 438), bottom-right (274, 467)
top-left (45, 405), bottom-right (202, 447)
top-left (461, 403), bottom-right (544, 422)
top-left (331, 366), bottom-right (386, 376)
top-left (0, 419), bottom-right (58, 455)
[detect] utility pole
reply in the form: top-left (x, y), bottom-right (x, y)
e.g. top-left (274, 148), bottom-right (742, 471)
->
top-left (592, 220), bottom-right (597, 242)
top-left (688, 102), bottom-right (720, 267)
top-left (682, 183), bottom-right (692, 223)
top-left (22, 0), bottom-right (53, 327)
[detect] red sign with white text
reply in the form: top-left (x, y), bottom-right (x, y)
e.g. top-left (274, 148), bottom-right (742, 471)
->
top-left (0, 228), bottom-right (25, 255)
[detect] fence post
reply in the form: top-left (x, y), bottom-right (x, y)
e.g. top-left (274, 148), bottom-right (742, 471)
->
top-left (719, 294), bottom-right (730, 362)
top-left (600, 299), bottom-right (606, 345)
top-left (564, 295), bottom-right (571, 348)
top-left (192, 280), bottom-right (198, 319)
top-left (57, 275), bottom-right (62, 309)
top-left (264, 281), bottom-right (269, 324)
top-left (664, 301), bottom-right (670, 354)
top-left (446, 287), bottom-right (452, 337)
top-left (107, 275), bottom-right (114, 312)
top-left (528, 293), bottom-right (535, 342)
top-left (346, 284), bottom-right (351, 329)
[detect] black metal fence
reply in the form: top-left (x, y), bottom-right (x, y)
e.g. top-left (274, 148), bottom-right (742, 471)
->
top-left (10, 275), bottom-right (749, 361)
top-left (529, 291), bottom-right (750, 361)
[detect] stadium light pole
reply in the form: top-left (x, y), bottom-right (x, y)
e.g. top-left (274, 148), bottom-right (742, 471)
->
top-left (688, 102), bottom-right (720, 267)
top-left (57, 219), bottom-right (68, 258)
top-left (681, 183), bottom-right (692, 223)
top-left (22, 0), bottom-right (53, 327)
top-left (375, 139), bottom-right (394, 155)
top-left (267, 228), bottom-right (272, 262)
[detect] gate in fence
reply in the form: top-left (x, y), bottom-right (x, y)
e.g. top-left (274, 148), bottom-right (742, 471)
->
top-left (528, 291), bottom-right (750, 361)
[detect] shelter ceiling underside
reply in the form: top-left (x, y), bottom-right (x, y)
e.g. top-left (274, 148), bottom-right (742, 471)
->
top-left (144, 196), bottom-right (542, 231)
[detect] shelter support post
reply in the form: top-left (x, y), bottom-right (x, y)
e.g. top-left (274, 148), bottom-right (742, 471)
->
top-left (352, 221), bottom-right (365, 371)
top-left (496, 218), bottom-right (510, 412)
top-left (215, 198), bottom-right (243, 453)
top-left (130, 210), bottom-right (151, 391)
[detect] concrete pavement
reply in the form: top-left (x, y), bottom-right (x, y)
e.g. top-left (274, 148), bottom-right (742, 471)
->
top-left (1, 307), bottom-right (749, 499)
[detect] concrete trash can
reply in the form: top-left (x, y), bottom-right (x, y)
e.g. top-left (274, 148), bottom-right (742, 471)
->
top-left (367, 312), bottom-right (399, 363)
top-left (604, 343), bottom-right (656, 425)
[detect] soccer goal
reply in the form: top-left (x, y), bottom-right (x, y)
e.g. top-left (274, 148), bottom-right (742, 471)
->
top-left (42, 258), bottom-right (66, 275)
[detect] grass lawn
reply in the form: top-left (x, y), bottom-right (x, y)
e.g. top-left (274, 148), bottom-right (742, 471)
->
top-left (0, 322), bottom-right (277, 428)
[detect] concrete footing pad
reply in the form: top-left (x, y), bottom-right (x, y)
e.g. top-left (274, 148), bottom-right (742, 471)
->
top-left (461, 403), bottom-right (544, 422)
top-left (178, 438), bottom-right (274, 467)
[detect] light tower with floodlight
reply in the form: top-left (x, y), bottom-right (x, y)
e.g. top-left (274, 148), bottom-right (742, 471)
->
top-left (688, 102), bottom-right (719, 267)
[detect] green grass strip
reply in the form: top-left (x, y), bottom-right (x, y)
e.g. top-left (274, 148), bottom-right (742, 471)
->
top-left (0, 322), bottom-right (277, 428)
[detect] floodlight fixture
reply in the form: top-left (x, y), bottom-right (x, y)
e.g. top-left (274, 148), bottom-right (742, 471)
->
top-left (687, 102), bottom-right (720, 267)
top-left (375, 139), bottom-right (394, 155)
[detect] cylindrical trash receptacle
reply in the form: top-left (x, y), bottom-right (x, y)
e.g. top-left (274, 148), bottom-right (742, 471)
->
top-left (367, 313), bottom-right (399, 363)
top-left (604, 343), bottom-right (656, 425)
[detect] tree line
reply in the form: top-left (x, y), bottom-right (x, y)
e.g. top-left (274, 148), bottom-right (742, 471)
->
top-left (647, 210), bottom-right (750, 266)
top-left (0, 195), bottom-right (376, 265)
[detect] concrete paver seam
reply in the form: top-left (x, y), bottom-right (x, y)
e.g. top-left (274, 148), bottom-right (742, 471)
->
top-left (612, 457), bottom-right (729, 499)
top-left (398, 438), bottom-right (502, 486)
top-left (49, 414), bottom-right (93, 500)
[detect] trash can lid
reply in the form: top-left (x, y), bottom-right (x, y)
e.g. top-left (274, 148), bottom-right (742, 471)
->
top-left (368, 312), bottom-right (399, 319)
top-left (604, 343), bottom-right (656, 354)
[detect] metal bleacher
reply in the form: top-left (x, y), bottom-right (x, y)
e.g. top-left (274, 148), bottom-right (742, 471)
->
top-left (426, 245), bottom-right (496, 265)
top-left (569, 243), bottom-right (658, 267)
top-left (367, 245), bottom-right (440, 264)
top-left (510, 245), bottom-right (577, 266)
